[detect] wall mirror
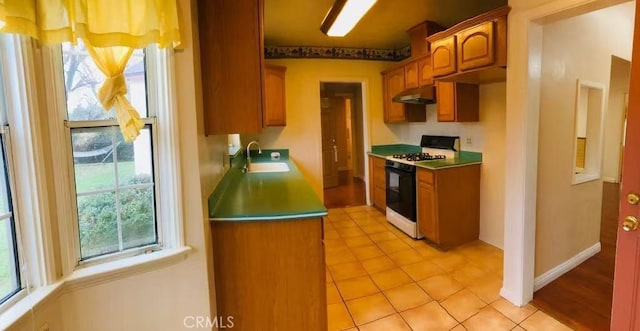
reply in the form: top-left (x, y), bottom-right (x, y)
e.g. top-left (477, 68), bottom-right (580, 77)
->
top-left (572, 79), bottom-right (606, 184)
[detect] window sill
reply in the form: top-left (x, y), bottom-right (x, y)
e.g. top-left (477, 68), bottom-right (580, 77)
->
top-left (64, 246), bottom-right (192, 292)
top-left (572, 172), bottom-right (600, 185)
top-left (0, 246), bottom-right (192, 330)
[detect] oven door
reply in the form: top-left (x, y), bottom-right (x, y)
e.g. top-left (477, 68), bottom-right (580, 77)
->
top-left (386, 164), bottom-right (417, 221)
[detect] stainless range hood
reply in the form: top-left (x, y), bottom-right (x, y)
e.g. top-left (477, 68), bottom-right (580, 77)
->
top-left (392, 85), bottom-right (436, 104)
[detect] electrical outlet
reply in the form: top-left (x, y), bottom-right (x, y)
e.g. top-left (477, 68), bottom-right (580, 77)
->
top-left (38, 323), bottom-right (49, 331)
top-left (466, 138), bottom-right (472, 145)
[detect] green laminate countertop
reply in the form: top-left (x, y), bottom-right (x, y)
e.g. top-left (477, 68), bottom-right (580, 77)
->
top-left (368, 144), bottom-right (422, 158)
top-left (209, 151), bottom-right (327, 222)
top-left (368, 144), bottom-right (482, 170)
top-left (414, 151), bottom-right (482, 170)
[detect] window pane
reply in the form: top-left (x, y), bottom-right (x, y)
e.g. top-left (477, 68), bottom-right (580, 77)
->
top-left (0, 218), bottom-right (19, 301)
top-left (0, 135), bottom-right (9, 215)
top-left (118, 128), bottom-right (153, 186)
top-left (0, 59), bottom-right (6, 125)
top-left (62, 41), bottom-right (148, 121)
top-left (121, 187), bottom-right (156, 250)
top-left (0, 134), bottom-right (19, 302)
top-left (72, 126), bottom-right (117, 192)
top-left (77, 192), bottom-right (118, 258)
top-left (73, 125), bottom-right (157, 260)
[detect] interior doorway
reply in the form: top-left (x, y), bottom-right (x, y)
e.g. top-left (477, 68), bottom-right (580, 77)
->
top-left (320, 82), bottom-right (366, 208)
top-left (529, 5), bottom-right (632, 330)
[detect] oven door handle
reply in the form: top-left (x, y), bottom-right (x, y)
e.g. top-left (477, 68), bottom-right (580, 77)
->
top-left (385, 166), bottom-right (414, 175)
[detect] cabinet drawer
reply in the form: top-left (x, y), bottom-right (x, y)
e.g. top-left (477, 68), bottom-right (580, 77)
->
top-left (457, 21), bottom-right (495, 71)
top-left (417, 169), bottom-right (434, 185)
top-left (373, 156), bottom-right (387, 169)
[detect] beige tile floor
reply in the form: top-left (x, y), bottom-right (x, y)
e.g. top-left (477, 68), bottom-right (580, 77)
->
top-left (325, 206), bottom-right (573, 331)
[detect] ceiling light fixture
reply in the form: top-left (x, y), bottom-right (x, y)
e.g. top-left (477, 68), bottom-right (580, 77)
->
top-left (320, 0), bottom-right (377, 37)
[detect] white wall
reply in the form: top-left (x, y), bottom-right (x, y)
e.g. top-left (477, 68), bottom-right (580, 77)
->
top-left (602, 56), bottom-right (630, 182)
top-left (534, 1), bottom-right (634, 276)
top-left (394, 83), bottom-right (507, 248)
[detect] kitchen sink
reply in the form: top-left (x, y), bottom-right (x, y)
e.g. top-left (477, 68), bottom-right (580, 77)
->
top-left (248, 162), bottom-right (290, 173)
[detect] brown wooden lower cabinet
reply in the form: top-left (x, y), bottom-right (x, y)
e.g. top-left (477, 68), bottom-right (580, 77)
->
top-left (417, 165), bottom-right (480, 249)
top-left (368, 155), bottom-right (387, 212)
top-left (211, 218), bottom-right (327, 330)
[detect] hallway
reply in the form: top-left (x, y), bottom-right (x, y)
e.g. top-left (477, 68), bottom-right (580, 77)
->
top-left (324, 170), bottom-right (366, 208)
top-left (532, 182), bottom-right (619, 330)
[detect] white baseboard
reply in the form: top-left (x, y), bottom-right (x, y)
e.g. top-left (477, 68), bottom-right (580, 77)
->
top-left (602, 176), bottom-right (619, 183)
top-left (534, 242), bottom-right (601, 291)
top-left (478, 234), bottom-right (504, 250)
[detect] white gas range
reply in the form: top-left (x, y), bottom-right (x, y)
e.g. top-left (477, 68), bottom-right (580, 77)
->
top-left (384, 148), bottom-right (457, 165)
top-left (385, 136), bottom-right (460, 239)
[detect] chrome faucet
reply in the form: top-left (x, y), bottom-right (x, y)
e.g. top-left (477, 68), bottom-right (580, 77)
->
top-left (245, 140), bottom-right (262, 172)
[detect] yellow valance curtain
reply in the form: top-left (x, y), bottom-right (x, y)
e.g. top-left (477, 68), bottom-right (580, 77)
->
top-left (0, 0), bottom-right (181, 141)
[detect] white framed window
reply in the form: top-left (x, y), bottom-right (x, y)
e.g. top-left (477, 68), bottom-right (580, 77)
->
top-left (0, 33), bottom-right (52, 312)
top-left (0, 57), bottom-right (23, 305)
top-left (0, 33), bottom-right (185, 324)
top-left (61, 43), bottom-right (160, 261)
top-left (43, 41), bottom-right (184, 270)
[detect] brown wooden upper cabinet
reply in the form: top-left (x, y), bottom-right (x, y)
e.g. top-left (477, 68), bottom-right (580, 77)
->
top-left (431, 36), bottom-right (457, 77)
top-left (436, 81), bottom-right (479, 122)
top-left (198, 0), bottom-right (265, 135)
top-left (457, 21), bottom-right (495, 71)
top-left (404, 60), bottom-right (419, 89)
top-left (382, 54), bottom-right (433, 123)
top-left (383, 67), bottom-right (407, 122)
top-left (382, 68), bottom-right (427, 123)
top-left (417, 56), bottom-right (434, 86)
top-left (427, 6), bottom-right (510, 81)
top-left (380, 21), bottom-right (443, 124)
top-left (264, 64), bottom-right (287, 127)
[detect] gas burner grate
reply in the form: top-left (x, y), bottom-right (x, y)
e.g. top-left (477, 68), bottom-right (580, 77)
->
top-left (392, 153), bottom-right (446, 162)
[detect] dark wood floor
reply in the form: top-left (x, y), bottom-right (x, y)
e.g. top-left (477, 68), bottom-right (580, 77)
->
top-left (323, 170), bottom-right (366, 208)
top-left (532, 182), bottom-right (619, 331)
